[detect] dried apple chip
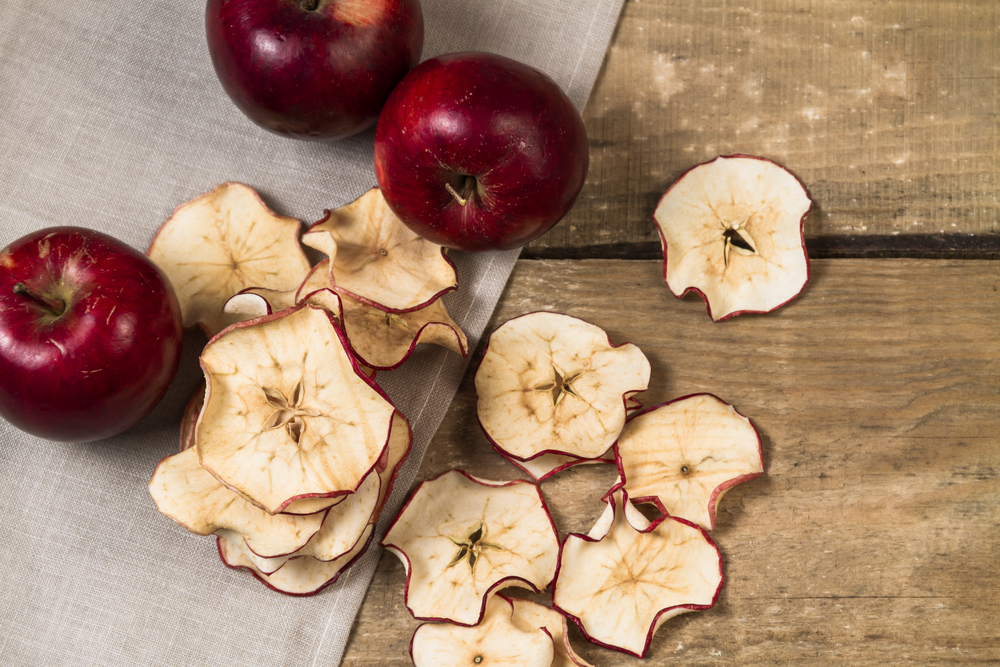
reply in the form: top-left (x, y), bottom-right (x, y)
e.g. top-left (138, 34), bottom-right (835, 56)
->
top-left (507, 597), bottom-right (594, 667)
top-left (553, 491), bottom-right (723, 657)
top-left (222, 288), bottom-right (379, 382)
top-left (147, 182), bottom-right (311, 336)
top-left (382, 470), bottom-right (560, 625)
top-left (218, 524), bottom-right (375, 596)
top-left (148, 448), bottom-right (326, 558)
top-left (298, 261), bottom-right (468, 370)
top-left (475, 312), bottom-right (650, 474)
top-left (242, 411), bottom-right (412, 573)
top-left (302, 187), bottom-right (457, 312)
top-left (652, 155), bottom-right (811, 321)
top-left (196, 304), bottom-right (397, 514)
top-left (616, 393), bottom-right (763, 530)
top-left (411, 595), bottom-right (555, 667)
top-left (179, 382), bottom-right (205, 453)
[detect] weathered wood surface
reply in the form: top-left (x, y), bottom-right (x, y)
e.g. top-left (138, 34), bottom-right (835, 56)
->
top-left (527, 0), bottom-right (1000, 258)
top-left (342, 258), bottom-right (1000, 666)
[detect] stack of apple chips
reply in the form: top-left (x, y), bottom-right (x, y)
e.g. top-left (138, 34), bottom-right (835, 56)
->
top-left (146, 183), bottom-right (469, 594)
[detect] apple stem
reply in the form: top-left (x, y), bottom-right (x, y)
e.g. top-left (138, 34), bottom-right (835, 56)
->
top-left (445, 183), bottom-right (468, 206)
top-left (300, 0), bottom-right (320, 10)
top-left (13, 283), bottom-right (65, 316)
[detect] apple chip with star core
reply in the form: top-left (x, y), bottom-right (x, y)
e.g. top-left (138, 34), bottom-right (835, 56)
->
top-left (196, 304), bottom-right (397, 515)
top-left (213, 411), bottom-right (411, 595)
top-left (297, 260), bottom-right (468, 370)
top-left (302, 187), bottom-right (457, 312)
top-left (553, 490), bottom-right (723, 657)
top-left (615, 393), bottom-right (764, 530)
top-left (381, 470), bottom-right (560, 626)
top-left (475, 312), bottom-right (650, 478)
top-left (410, 595), bottom-right (555, 667)
top-left (146, 182), bottom-right (311, 336)
top-left (653, 155), bottom-right (811, 321)
top-left (230, 411), bottom-right (411, 576)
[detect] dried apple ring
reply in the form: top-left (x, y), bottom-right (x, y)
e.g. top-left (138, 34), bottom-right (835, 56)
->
top-left (475, 312), bottom-right (650, 478)
top-left (652, 155), bottom-right (811, 321)
top-left (297, 260), bottom-right (467, 370)
top-left (553, 490), bottom-right (723, 657)
top-left (410, 595), bottom-right (554, 667)
top-left (615, 393), bottom-right (764, 530)
top-left (302, 187), bottom-right (457, 312)
top-left (147, 182), bottom-right (310, 336)
top-left (196, 304), bottom-right (397, 514)
top-left (382, 470), bottom-right (560, 625)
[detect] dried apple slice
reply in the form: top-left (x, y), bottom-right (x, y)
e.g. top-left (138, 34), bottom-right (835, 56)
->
top-left (218, 524), bottom-right (375, 596)
top-left (475, 312), bottom-right (650, 474)
top-left (147, 182), bottom-right (311, 336)
top-left (218, 412), bottom-right (411, 590)
top-left (148, 447), bottom-right (326, 558)
top-left (652, 155), bottom-right (811, 321)
top-left (553, 491), bottom-right (723, 657)
top-left (507, 452), bottom-right (615, 484)
top-left (223, 286), bottom-right (298, 318)
top-left (615, 393), bottom-right (763, 530)
top-left (302, 188), bottom-right (457, 312)
top-left (196, 304), bottom-right (397, 514)
top-left (411, 595), bottom-right (554, 667)
top-left (221, 288), bottom-right (378, 381)
top-left (245, 411), bottom-right (411, 573)
top-left (179, 382), bottom-right (206, 453)
top-left (507, 597), bottom-right (594, 667)
top-left (382, 470), bottom-right (560, 625)
top-left (297, 261), bottom-right (468, 370)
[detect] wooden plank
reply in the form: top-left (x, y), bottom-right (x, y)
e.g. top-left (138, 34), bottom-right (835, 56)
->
top-left (527, 0), bottom-right (1000, 255)
top-left (343, 258), bottom-right (1000, 666)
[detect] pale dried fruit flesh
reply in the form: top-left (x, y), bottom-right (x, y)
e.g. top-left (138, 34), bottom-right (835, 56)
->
top-left (475, 312), bottom-right (650, 472)
top-left (302, 187), bottom-right (457, 312)
top-left (411, 595), bottom-right (554, 667)
top-left (616, 393), bottom-right (763, 530)
top-left (382, 470), bottom-right (560, 625)
top-left (147, 182), bottom-right (311, 336)
top-left (507, 596), bottom-right (594, 667)
top-left (652, 155), bottom-right (811, 321)
top-left (298, 261), bottom-right (468, 370)
top-left (148, 447), bottom-right (326, 558)
top-left (218, 524), bottom-right (375, 596)
top-left (553, 491), bottom-right (723, 657)
top-left (214, 413), bottom-right (411, 592)
top-left (179, 382), bottom-right (206, 452)
top-left (238, 411), bottom-right (411, 575)
top-left (222, 287), bottom-right (379, 381)
top-left (196, 304), bottom-right (397, 514)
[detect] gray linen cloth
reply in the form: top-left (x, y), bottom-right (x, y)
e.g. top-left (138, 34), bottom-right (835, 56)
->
top-left (0, 0), bottom-right (624, 664)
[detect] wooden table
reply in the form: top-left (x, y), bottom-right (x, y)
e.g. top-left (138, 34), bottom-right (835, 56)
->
top-left (344, 1), bottom-right (999, 664)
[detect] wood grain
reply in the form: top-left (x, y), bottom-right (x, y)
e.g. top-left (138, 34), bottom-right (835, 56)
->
top-left (342, 258), bottom-right (1000, 666)
top-left (528, 0), bottom-right (1000, 256)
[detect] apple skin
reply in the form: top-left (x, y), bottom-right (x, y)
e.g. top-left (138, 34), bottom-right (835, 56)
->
top-left (0, 227), bottom-right (184, 442)
top-left (374, 51), bottom-right (590, 252)
top-left (206, 0), bottom-right (424, 141)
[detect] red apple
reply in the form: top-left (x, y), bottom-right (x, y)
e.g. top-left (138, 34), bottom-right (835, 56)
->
top-left (374, 51), bottom-right (590, 253)
top-left (205, 0), bottom-right (424, 141)
top-left (0, 227), bottom-right (183, 442)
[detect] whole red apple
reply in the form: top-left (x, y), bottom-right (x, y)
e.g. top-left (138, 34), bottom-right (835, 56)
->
top-left (373, 51), bottom-right (589, 253)
top-left (206, 0), bottom-right (424, 141)
top-left (0, 227), bottom-right (184, 442)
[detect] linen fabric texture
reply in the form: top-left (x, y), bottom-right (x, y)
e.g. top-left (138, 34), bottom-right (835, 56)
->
top-left (0, 0), bottom-right (624, 664)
